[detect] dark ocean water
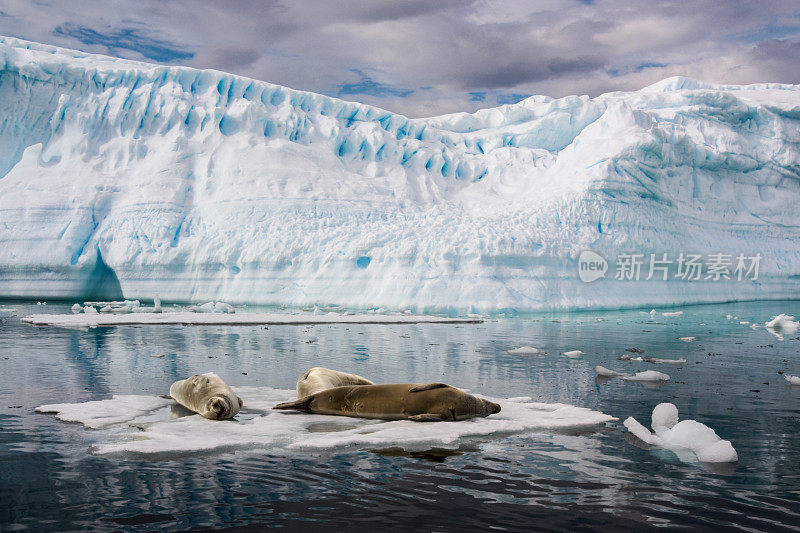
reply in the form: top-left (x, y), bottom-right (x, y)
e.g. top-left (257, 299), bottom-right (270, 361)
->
top-left (1, 301), bottom-right (799, 532)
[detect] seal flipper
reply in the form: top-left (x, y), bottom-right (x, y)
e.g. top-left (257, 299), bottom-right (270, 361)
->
top-left (409, 383), bottom-right (450, 393)
top-left (273, 396), bottom-right (314, 412)
top-left (160, 394), bottom-right (172, 400)
top-left (408, 413), bottom-right (448, 422)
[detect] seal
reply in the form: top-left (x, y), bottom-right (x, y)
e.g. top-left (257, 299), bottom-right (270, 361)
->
top-left (168, 373), bottom-right (243, 420)
top-left (273, 383), bottom-right (501, 422)
top-left (296, 367), bottom-right (374, 398)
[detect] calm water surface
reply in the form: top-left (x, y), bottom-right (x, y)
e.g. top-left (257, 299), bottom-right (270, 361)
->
top-left (1, 301), bottom-right (799, 531)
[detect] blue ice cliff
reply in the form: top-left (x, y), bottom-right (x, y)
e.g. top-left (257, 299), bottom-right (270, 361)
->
top-left (0, 37), bottom-right (798, 312)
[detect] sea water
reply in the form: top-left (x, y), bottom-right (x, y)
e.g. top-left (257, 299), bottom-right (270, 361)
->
top-left (1, 301), bottom-right (798, 531)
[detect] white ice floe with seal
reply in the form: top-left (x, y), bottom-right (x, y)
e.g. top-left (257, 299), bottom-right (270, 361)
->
top-left (34, 387), bottom-right (615, 458)
top-left (508, 346), bottom-right (547, 355)
top-left (623, 403), bottom-right (737, 463)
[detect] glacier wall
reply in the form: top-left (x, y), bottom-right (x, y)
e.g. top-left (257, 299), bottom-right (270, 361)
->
top-left (1, 36), bottom-right (799, 312)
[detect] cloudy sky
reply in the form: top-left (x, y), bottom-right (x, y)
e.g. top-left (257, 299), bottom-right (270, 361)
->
top-left (1, 0), bottom-right (799, 117)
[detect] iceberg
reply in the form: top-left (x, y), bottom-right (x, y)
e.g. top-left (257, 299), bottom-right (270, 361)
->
top-left (1, 36), bottom-right (800, 312)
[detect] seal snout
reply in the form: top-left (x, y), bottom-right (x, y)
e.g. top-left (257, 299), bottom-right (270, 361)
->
top-left (207, 396), bottom-right (232, 420)
top-left (485, 401), bottom-right (501, 416)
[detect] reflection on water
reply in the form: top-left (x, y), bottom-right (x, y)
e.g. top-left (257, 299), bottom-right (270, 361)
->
top-left (1, 301), bottom-right (799, 531)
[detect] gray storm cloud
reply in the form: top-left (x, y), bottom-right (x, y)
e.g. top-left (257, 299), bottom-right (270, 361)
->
top-left (0, 0), bottom-right (798, 117)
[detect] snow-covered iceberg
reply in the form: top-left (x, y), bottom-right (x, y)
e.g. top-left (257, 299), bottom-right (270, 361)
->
top-left (2, 37), bottom-right (800, 312)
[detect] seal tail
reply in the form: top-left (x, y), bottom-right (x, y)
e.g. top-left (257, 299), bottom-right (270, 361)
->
top-left (272, 396), bottom-right (314, 412)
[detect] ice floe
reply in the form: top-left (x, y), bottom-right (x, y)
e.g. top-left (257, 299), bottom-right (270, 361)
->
top-left (765, 314), bottom-right (800, 339)
top-left (35, 387), bottom-right (615, 458)
top-left (662, 311), bottom-right (684, 317)
top-left (678, 336), bottom-right (696, 342)
top-left (622, 370), bottom-right (670, 382)
top-left (562, 350), bottom-right (583, 358)
top-left (624, 403), bottom-right (737, 463)
top-left (21, 312), bottom-right (481, 328)
top-left (785, 375), bottom-right (800, 385)
top-left (596, 366), bottom-right (669, 382)
top-left (508, 346), bottom-right (547, 355)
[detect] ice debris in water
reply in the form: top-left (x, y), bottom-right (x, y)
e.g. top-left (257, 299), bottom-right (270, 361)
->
top-left (623, 403), bottom-right (738, 463)
top-left (596, 366), bottom-right (670, 381)
top-left (34, 387), bottom-right (615, 457)
top-left (785, 375), bottom-right (800, 385)
top-left (508, 346), bottom-right (547, 355)
top-left (562, 350), bottom-right (583, 358)
top-left (622, 370), bottom-right (670, 382)
top-left (191, 301), bottom-right (235, 314)
top-left (765, 314), bottom-right (799, 333)
top-left (662, 311), bottom-right (683, 317)
top-left (678, 336), bottom-right (696, 342)
top-left (596, 366), bottom-right (627, 377)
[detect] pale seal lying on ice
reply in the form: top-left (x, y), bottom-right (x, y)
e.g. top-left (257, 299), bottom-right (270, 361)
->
top-left (296, 367), bottom-right (374, 398)
top-left (169, 373), bottom-right (242, 420)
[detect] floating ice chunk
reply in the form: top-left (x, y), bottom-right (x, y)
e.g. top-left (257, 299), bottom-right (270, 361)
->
top-left (99, 306), bottom-right (113, 313)
top-left (193, 302), bottom-right (216, 313)
top-left (649, 309), bottom-right (657, 315)
top-left (618, 355), bottom-right (643, 362)
top-left (83, 305), bottom-right (97, 314)
top-left (595, 365), bottom-right (628, 377)
top-left (153, 294), bottom-right (162, 313)
top-left (622, 370), bottom-right (670, 382)
top-left (36, 388), bottom-right (615, 457)
top-left (785, 375), bottom-right (800, 385)
top-left (644, 357), bottom-right (686, 365)
top-left (662, 311), bottom-right (683, 317)
top-left (508, 346), bottom-right (547, 355)
top-left (726, 314), bottom-right (734, 319)
top-left (214, 302), bottom-right (234, 314)
top-left (22, 312), bottom-right (482, 328)
top-left (739, 321), bottom-right (749, 325)
top-left (678, 336), bottom-right (695, 342)
top-left (71, 303), bottom-right (82, 314)
top-left (36, 395), bottom-right (171, 429)
top-left (765, 314), bottom-right (800, 333)
top-left (562, 350), bottom-right (583, 358)
top-left (624, 403), bottom-right (737, 463)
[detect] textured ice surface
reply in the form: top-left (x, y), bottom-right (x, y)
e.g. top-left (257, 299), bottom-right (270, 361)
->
top-left (785, 374), bottom-right (800, 385)
top-left (35, 387), bottom-right (615, 458)
top-left (624, 403), bottom-right (738, 463)
top-left (21, 311), bottom-right (480, 328)
top-left (2, 37), bottom-right (800, 311)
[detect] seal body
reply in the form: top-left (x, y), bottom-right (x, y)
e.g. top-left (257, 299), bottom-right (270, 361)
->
top-left (273, 383), bottom-right (501, 422)
top-left (297, 367), bottom-right (374, 398)
top-left (169, 373), bottom-right (243, 420)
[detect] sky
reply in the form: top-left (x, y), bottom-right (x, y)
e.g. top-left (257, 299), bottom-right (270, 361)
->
top-left (1, 0), bottom-right (799, 117)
